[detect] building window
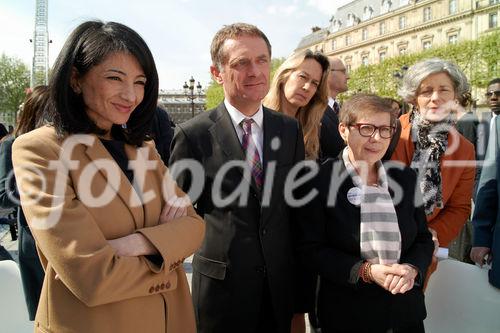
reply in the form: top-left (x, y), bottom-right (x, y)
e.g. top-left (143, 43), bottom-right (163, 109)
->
top-left (362, 28), bottom-right (368, 40)
top-left (423, 7), bottom-right (432, 22)
top-left (379, 52), bottom-right (386, 62)
top-left (381, 0), bottom-right (392, 14)
top-left (490, 0), bottom-right (499, 5)
top-left (332, 39), bottom-right (337, 50)
top-left (448, 34), bottom-right (458, 44)
top-left (490, 12), bottom-right (498, 29)
top-left (345, 35), bottom-right (352, 46)
top-left (363, 6), bottom-right (373, 20)
top-left (399, 47), bottom-right (407, 55)
top-left (423, 40), bottom-right (432, 50)
top-left (346, 64), bottom-right (352, 72)
top-left (379, 21), bottom-right (386, 35)
top-left (449, 0), bottom-right (457, 14)
top-left (399, 16), bottom-right (407, 29)
top-left (362, 56), bottom-right (369, 66)
top-left (347, 13), bottom-right (354, 26)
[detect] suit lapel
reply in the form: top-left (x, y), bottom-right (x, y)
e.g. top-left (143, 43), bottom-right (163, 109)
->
top-left (260, 109), bottom-right (283, 227)
top-left (83, 137), bottom-right (145, 229)
top-left (262, 108), bottom-right (282, 174)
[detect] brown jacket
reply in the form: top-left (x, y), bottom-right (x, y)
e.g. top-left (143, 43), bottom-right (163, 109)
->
top-left (391, 113), bottom-right (475, 247)
top-left (12, 126), bottom-right (205, 333)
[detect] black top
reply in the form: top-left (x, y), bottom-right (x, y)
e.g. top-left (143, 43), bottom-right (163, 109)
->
top-left (100, 139), bottom-right (134, 184)
top-left (296, 158), bottom-right (434, 331)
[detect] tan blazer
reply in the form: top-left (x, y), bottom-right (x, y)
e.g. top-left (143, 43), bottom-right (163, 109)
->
top-left (392, 113), bottom-right (476, 247)
top-left (12, 126), bottom-right (205, 333)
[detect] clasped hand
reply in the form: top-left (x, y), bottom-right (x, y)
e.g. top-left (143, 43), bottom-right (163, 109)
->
top-left (370, 263), bottom-right (418, 295)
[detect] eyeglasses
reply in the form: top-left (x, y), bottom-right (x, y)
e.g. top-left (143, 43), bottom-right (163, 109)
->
top-left (349, 123), bottom-right (395, 139)
top-left (331, 68), bottom-right (347, 74)
top-left (485, 90), bottom-right (500, 98)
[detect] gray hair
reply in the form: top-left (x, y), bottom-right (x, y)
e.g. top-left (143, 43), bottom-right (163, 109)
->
top-left (398, 58), bottom-right (470, 105)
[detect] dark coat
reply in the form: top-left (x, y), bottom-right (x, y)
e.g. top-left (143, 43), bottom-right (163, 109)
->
top-left (472, 115), bottom-right (500, 288)
top-left (150, 107), bottom-right (174, 166)
top-left (295, 158), bottom-right (434, 332)
top-left (169, 103), bottom-right (305, 333)
top-left (0, 136), bottom-right (44, 320)
top-left (319, 105), bottom-right (345, 161)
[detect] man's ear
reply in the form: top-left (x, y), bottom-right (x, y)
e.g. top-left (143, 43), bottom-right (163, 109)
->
top-left (210, 65), bottom-right (223, 85)
top-left (70, 67), bottom-right (81, 94)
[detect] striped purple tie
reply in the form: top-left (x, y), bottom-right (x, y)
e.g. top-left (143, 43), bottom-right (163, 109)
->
top-left (240, 118), bottom-right (263, 190)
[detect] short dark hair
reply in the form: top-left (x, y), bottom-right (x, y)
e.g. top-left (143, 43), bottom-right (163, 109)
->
top-left (210, 23), bottom-right (271, 70)
top-left (46, 21), bottom-right (159, 145)
top-left (487, 78), bottom-right (500, 87)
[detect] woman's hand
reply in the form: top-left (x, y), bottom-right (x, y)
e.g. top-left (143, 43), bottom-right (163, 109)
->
top-left (108, 233), bottom-right (158, 257)
top-left (369, 264), bottom-right (407, 289)
top-left (160, 195), bottom-right (190, 224)
top-left (384, 264), bottom-right (417, 294)
top-left (428, 227), bottom-right (439, 255)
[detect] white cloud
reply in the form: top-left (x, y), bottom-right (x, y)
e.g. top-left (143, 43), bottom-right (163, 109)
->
top-left (266, 4), bottom-right (297, 17)
top-left (307, 0), bottom-right (350, 14)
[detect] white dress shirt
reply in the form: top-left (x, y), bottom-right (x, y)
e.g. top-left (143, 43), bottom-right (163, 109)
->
top-left (224, 99), bottom-right (264, 163)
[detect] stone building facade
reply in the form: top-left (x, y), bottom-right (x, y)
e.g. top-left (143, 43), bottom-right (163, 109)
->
top-left (158, 89), bottom-right (206, 125)
top-left (296, 0), bottom-right (499, 72)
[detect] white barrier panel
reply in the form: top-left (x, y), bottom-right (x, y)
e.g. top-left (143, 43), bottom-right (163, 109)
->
top-left (0, 260), bottom-right (34, 333)
top-left (425, 259), bottom-right (500, 333)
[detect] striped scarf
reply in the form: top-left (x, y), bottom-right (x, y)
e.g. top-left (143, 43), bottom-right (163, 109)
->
top-left (342, 148), bottom-right (401, 264)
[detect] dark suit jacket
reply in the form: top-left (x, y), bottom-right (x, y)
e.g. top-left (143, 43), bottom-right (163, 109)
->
top-left (319, 105), bottom-right (345, 161)
top-left (150, 107), bottom-right (174, 166)
top-left (0, 136), bottom-right (44, 320)
top-left (296, 158), bottom-right (434, 331)
top-left (169, 103), bottom-right (305, 333)
top-left (472, 116), bottom-right (500, 288)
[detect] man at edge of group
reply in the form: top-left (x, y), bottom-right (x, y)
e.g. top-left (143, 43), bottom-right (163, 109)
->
top-left (470, 78), bottom-right (500, 289)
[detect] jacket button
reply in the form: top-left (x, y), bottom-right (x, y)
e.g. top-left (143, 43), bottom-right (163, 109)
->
top-left (165, 281), bottom-right (171, 289)
top-left (149, 286), bottom-right (154, 293)
top-left (262, 228), bottom-right (267, 236)
top-left (155, 285), bottom-right (160, 292)
top-left (160, 283), bottom-right (165, 290)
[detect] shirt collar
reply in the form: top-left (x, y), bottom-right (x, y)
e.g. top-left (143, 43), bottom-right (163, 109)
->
top-left (328, 97), bottom-right (336, 109)
top-left (224, 99), bottom-right (264, 130)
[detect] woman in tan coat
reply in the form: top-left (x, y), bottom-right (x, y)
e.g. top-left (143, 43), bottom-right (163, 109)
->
top-left (12, 21), bottom-right (204, 333)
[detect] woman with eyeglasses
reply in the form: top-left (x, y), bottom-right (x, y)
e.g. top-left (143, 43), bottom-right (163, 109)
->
top-left (295, 94), bottom-right (434, 332)
top-left (391, 58), bottom-right (476, 283)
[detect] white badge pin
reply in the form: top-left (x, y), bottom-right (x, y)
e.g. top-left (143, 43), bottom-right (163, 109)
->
top-left (347, 187), bottom-right (362, 206)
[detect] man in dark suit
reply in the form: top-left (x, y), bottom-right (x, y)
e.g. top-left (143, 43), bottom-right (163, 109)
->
top-left (319, 57), bottom-right (348, 161)
top-left (471, 81), bottom-right (500, 289)
top-left (169, 23), bottom-right (304, 333)
top-left (477, 79), bottom-right (500, 160)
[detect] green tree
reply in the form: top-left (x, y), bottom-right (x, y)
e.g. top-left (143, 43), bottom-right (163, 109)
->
top-left (205, 57), bottom-right (286, 110)
top-left (0, 54), bottom-right (30, 122)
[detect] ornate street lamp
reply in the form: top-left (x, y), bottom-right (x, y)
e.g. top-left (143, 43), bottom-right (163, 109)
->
top-left (183, 76), bottom-right (203, 118)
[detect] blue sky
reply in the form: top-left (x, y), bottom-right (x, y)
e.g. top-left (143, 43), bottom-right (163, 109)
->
top-left (0, 0), bottom-right (350, 89)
